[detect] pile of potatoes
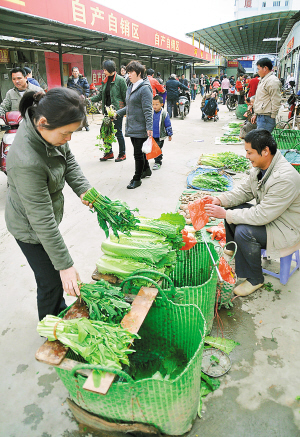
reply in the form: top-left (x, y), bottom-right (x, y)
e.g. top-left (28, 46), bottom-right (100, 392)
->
top-left (178, 191), bottom-right (216, 225)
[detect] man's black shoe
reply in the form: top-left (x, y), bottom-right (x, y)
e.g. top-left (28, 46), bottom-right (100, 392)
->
top-left (85, 126), bottom-right (90, 131)
top-left (141, 168), bottom-right (152, 178)
top-left (127, 179), bottom-right (142, 189)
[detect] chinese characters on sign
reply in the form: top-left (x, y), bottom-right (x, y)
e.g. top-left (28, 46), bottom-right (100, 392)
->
top-left (154, 33), bottom-right (180, 52)
top-left (92, 69), bottom-right (105, 86)
top-left (0, 49), bottom-right (10, 63)
top-left (244, 0), bottom-right (252, 7)
top-left (71, 0), bottom-right (140, 39)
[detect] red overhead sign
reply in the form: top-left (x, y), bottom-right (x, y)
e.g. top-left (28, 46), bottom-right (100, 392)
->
top-left (0, 0), bottom-right (211, 61)
top-left (227, 60), bottom-right (238, 67)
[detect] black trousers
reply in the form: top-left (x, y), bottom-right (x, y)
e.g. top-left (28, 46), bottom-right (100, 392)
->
top-left (130, 137), bottom-right (150, 181)
top-left (224, 204), bottom-right (267, 286)
top-left (16, 240), bottom-right (67, 320)
top-left (105, 116), bottom-right (125, 156)
top-left (222, 89), bottom-right (228, 104)
top-left (153, 138), bottom-right (164, 164)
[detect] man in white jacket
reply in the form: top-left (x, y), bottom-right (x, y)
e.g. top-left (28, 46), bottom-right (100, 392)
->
top-left (204, 129), bottom-right (300, 297)
top-left (251, 58), bottom-right (281, 132)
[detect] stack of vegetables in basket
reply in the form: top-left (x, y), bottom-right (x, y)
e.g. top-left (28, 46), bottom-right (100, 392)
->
top-left (96, 213), bottom-right (186, 281)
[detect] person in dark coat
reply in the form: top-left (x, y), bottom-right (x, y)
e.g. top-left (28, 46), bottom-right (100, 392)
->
top-left (166, 74), bottom-right (189, 118)
top-left (67, 67), bottom-right (90, 131)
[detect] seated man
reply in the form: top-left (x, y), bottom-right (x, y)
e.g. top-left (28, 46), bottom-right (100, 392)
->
top-left (204, 129), bottom-right (300, 296)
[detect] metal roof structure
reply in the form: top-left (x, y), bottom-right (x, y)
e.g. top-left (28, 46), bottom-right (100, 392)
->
top-left (0, 6), bottom-right (208, 66)
top-left (186, 10), bottom-right (300, 58)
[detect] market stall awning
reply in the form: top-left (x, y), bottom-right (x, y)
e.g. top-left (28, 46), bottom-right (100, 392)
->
top-left (186, 11), bottom-right (300, 58)
top-left (0, 0), bottom-right (210, 65)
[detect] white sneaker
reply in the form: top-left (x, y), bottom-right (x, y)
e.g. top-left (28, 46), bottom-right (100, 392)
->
top-left (153, 163), bottom-right (161, 170)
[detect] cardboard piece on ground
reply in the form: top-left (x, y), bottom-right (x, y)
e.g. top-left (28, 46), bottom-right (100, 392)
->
top-left (82, 286), bottom-right (158, 395)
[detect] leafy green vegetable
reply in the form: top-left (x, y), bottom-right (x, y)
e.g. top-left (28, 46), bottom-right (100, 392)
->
top-left (83, 187), bottom-right (139, 238)
top-left (199, 152), bottom-right (249, 172)
top-left (191, 172), bottom-right (229, 191)
top-left (205, 336), bottom-right (240, 354)
top-left (228, 122), bottom-right (244, 128)
top-left (96, 254), bottom-right (156, 279)
top-left (37, 316), bottom-right (139, 370)
top-left (80, 281), bottom-right (130, 323)
top-left (96, 108), bottom-right (117, 152)
top-left (137, 214), bottom-right (185, 250)
top-left (102, 235), bottom-right (173, 265)
top-left (220, 135), bottom-right (242, 143)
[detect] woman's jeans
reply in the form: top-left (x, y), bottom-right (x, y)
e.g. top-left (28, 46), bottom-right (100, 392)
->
top-left (106, 116), bottom-right (126, 156)
top-left (130, 137), bottom-right (150, 181)
top-left (191, 89), bottom-right (196, 100)
top-left (256, 115), bottom-right (276, 133)
top-left (16, 240), bottom-right (67, 320)
top-left (224, 204), bottom-right (267, 286)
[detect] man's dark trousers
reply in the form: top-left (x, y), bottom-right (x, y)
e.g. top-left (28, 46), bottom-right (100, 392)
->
top-left (224, 204), bottom-right (267, 286)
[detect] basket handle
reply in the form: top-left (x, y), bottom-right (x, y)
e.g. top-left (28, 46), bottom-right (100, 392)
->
top-left (215, 241), bottom-right (237, 261)
top-left (120, 275), bottom-right (169, 301)
top-left (125, 269), bottom-right (176, 293)
top-left (71, 364), bottom-right (134, 383)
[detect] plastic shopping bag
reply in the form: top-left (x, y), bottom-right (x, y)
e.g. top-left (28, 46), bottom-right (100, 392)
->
top-left (146, 137), bottom-right (162, 160)
top-left (219, 257), bottom-right (235, 284)
top-left (142, 137), bottom-right (152, 154)
top-left (188, 198), bottom-right (212, 231)
top-left (206, 222), bottom-right (226, 246)
top-left (180, 228), bottom-right (197, 251)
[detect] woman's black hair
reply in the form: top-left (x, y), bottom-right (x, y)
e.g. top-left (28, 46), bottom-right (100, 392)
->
top-left (19, 87), bottom-right (86, 130)
top-left (126, 60), bottom-right (146, 78)
top-left (103, 59), bottom-right (116, 74)
top-left (244, 129), bottom-right (277, 155)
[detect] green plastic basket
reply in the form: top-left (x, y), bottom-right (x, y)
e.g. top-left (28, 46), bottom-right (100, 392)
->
top-left (55, 279), bottom-right (206, 436)
top-left (272, 129), bottom-right (300, 150)
top-left (235, 104), bottom-right (248, 120)
top-left (131, 242), bottom-right (219, 332)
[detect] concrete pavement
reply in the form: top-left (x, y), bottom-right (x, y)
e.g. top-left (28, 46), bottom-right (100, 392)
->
top-left (0, 95), bottom-right (299, 437)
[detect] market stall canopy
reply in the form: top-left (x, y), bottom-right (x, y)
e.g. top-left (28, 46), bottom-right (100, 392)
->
top-left (186, 11), bottom-right (300, 58)
top-left (0, 0), bottom-right (210, 65)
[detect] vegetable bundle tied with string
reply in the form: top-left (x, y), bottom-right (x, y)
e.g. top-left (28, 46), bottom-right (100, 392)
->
top-left (83, 187), bottom-right (139, 237)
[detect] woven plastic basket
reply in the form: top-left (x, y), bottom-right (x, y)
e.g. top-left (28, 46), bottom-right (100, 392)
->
top-left (55, 280), bottom-right (206, 436)
top-left (131, 242), bottom-right (219, 332)
top-left (272, 129), bottom-right (300, 150)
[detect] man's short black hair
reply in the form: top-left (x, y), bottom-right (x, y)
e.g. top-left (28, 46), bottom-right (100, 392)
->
top-left (156, 72), bottom-right (161, 76)
top-left (23, 67), bottom-right (32, 75)
top-left (153, 95), bottom-right (163, 104)
top-left (244, 129), bottom-right (277, 155)
top-left (103, 60), bottom-right (116, 74)
top-left (147, 68), bottom-right (154, 76)
top-left (256, 57), bottom-right (273, 71)
top-left (10, 67), bottom-right (26, 77)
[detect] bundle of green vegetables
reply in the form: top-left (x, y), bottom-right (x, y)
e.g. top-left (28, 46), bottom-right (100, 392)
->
top-left (96, 213), bottom-right (185, 281)
top-left (83, 187), bottom-right (139, 238)
top-left (80, 280), bottom-right (131, 324)
top-left (224, 127), bottom-right (240, 136)
top-left (228, 122), bottom-right (243, 128)
top-left (220, 135), bottom-right (242, 143)
top-left (191, 171), bottom-right (229, 191)
top-left (198, 152), bottom-right (250, 172)
top-left (96, 105), bottom-right (118, 153)
top-left (37, 316), bottom-right (139, 379)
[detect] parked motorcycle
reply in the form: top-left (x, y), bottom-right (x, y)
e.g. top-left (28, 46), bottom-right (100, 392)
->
top-left (0, 111), bottom-right (22, 174)
top-left (177, 90), bottom-right (190, 120)
top-left (226, 87), bottom-right (238, 111)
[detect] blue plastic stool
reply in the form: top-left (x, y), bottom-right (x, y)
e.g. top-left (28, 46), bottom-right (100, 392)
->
top-left (261, 249), bottom-right (300, 285)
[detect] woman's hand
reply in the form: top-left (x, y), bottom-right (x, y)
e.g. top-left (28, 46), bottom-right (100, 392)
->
top-left (147, 130), bottom-right (153, 137)
top-left (80, 191), bottom-right (93, 208)
top-left (204, 204), bottom-right (227, 219)
top-left (60, 266), bottom-right (81, 297)
top-left (251, 114), bottom-right (257, 124)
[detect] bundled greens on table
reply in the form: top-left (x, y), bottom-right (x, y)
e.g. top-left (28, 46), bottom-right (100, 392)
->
top-left (80, 280), bottom-right (131, 324)
top-left (191, 172), bottom-right (229, 191)
top-left (220, 135), bottom-right (242, 143)
top-left (83, 187), bottom-right (139, 238)
top-left (37, 316), bottom-right (139, 385)
top-left (198, 152), bottom-right (250, 172)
